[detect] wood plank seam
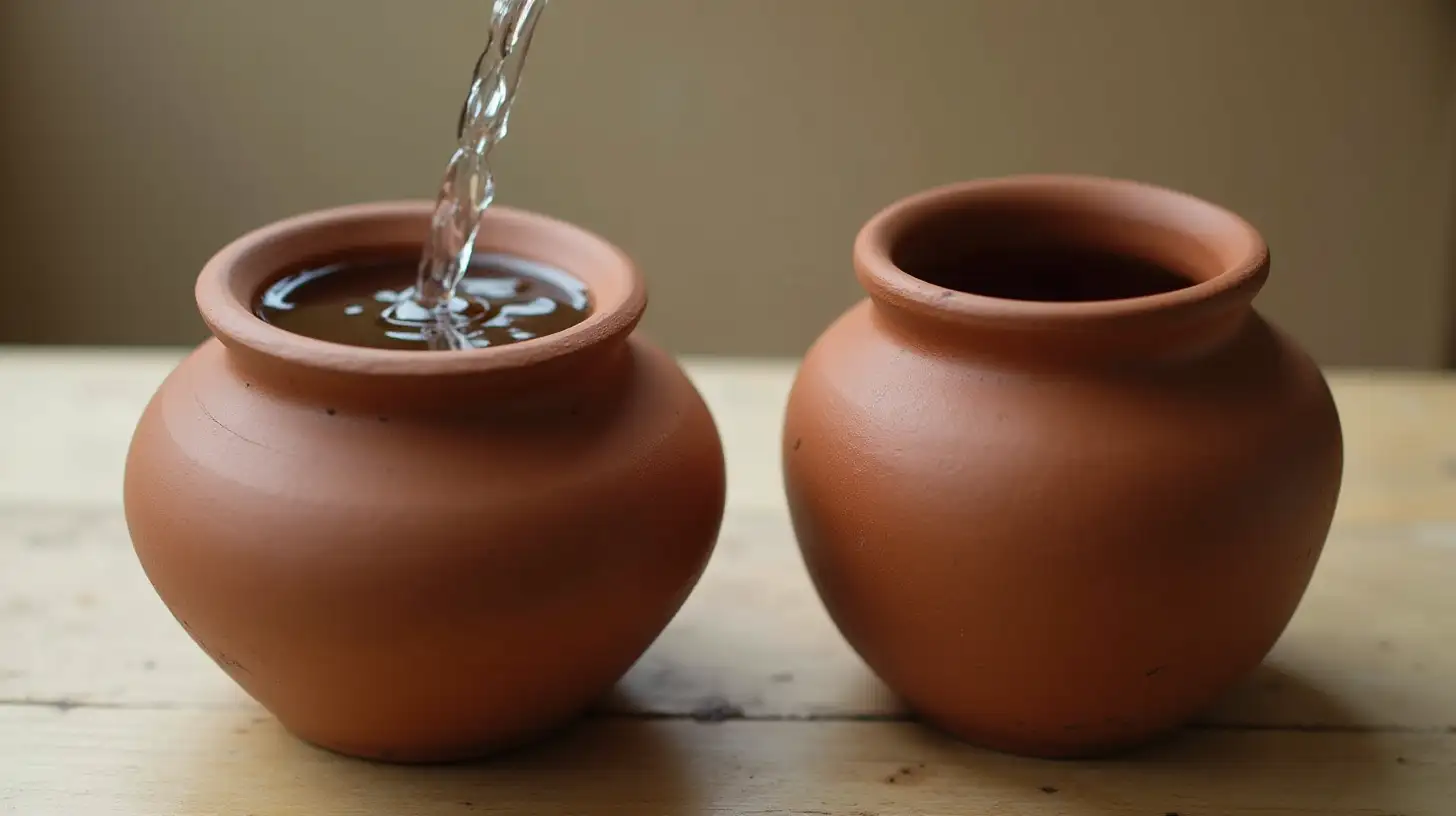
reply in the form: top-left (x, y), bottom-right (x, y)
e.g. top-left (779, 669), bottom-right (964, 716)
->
top-left (4, 698), bottom-right (1453, 738)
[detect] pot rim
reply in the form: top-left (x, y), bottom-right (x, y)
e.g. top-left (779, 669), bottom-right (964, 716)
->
top-left (853, 174), bottom-right (1269, 333)
top-left (196, 200), bottom-right (645, 379)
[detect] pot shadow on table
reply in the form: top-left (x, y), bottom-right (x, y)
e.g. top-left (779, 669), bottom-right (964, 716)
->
top-left (175, 701), bottom-right (697, 816)
top-left (884, 662), bottom-right (1408, 815)
top-left (161, 664), bottom-right (1412, 815)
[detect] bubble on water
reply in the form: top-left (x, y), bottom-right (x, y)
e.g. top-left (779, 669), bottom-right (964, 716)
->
top-left (389, 298), bottom-right (435, 323)
top-left (458, 276), bottom-right (526, 300)
top-left (485, 297), bottom-right (552, 327)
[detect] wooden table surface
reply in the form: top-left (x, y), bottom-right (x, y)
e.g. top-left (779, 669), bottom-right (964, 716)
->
top-left (3, 348), bottom-right (1455, 815)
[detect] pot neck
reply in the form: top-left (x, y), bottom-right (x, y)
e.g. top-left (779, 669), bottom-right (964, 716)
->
top-left (220, 332), bottom-right (635, 417)
top-left (856, 175), bottom-right (1269, 368)
top-left (198, 201), bottom-right (645, 416)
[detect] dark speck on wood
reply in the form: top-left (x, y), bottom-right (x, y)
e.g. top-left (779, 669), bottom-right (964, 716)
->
top-left (325, 408), bottom-right (337, 416)
top-left (690, 698), bottom-right (744, 722)
top-left (1040, 785), bottom-right (1058, 794)
top-left (884, 765), bottom-right (918, 785)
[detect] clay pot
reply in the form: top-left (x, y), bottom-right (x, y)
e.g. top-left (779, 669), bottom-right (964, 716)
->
top-left (783, 175), bottom-right (1342, 758)
top-left (123, 202), bottom-right (726, 762)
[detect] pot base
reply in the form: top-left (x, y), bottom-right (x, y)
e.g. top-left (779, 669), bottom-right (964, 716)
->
top-left (915, 711), bottom-right (1189, 760)
top-left (286, 710), bottom-right (586, 765)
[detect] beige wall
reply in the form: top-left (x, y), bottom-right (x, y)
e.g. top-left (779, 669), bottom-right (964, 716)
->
top-left (2, 0), bottom-right (1454, 366)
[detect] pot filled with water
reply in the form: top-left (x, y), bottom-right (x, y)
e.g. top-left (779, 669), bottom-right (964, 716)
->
top-left (123, 201), bottom-right (727, 761)
top-left (782, 174), bottom-right (1343, 758)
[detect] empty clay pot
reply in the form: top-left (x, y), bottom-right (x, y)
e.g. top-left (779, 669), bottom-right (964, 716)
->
top-left (123, 202), bottom-right (726, 762)
top-left (783, 175), bottom-right (1342, 758)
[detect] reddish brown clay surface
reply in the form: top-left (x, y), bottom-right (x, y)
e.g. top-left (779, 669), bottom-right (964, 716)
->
top-left (123, 202), bottom-right (727, 762)
top-left (783, 175), bottom-right (1343, 758)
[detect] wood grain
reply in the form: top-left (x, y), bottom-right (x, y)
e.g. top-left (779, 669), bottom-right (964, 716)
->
top-left (5, 707), bottom-right (1451, 816)
top-left (3, 350), bottom-right (1456, 814)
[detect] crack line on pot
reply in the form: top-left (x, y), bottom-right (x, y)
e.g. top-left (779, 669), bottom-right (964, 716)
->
top-left (194, 394), bottom-right (274, 451)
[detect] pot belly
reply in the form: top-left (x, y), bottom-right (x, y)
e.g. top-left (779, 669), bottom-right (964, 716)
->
top-left (124, 338), bottom-right (726, 761)
top-left (783, 307), bottom-right (1342, 757)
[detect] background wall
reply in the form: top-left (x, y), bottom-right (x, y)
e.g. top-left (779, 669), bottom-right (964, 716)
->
top-left (2, 0), bottom-right (1454, 366)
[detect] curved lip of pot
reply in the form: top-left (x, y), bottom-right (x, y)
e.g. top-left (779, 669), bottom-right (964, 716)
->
top-left (853, 174), bottom-right (1270, 335)
top-left (196, 200), bottom-right (645, 379)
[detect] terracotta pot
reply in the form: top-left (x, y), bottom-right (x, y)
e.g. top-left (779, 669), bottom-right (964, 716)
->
top-left (783, 175), bottom-right (1342, 758)
top-left (123, 202), bottom-right (727, 762)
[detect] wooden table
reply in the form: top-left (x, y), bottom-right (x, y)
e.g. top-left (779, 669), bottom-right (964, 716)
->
top-left (3, 348), bottom-right (1454, 815)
